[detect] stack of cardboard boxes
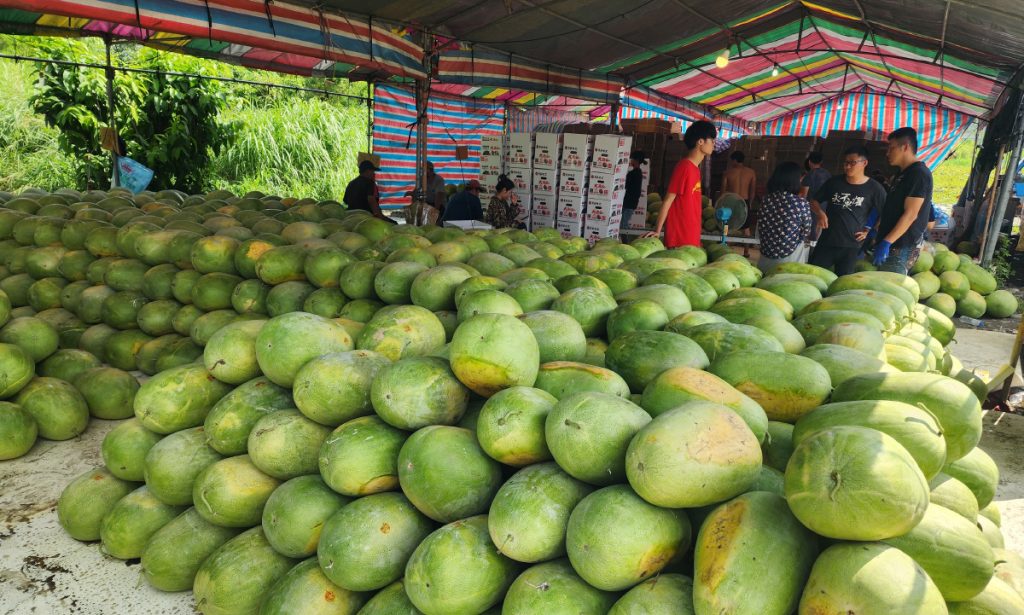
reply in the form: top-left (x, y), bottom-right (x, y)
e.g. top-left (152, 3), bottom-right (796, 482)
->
top-left (478, 135), bottom-right (504, 201)
top-left (584, 135), bottom-right (633, 242)
top-left (530, 133), bottom-right (560, 229)
top-left (557, 134), bottom-right (592, 238)
top-left (506, 133), bottom-right (533, 227)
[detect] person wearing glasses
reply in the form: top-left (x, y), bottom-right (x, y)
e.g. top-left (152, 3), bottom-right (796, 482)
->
top-left (441, 179), bottom-right (484, 223)
top-left (872, 127), bottom-right (934, 274)
top-left (808, 145), bottom-right (887, 276)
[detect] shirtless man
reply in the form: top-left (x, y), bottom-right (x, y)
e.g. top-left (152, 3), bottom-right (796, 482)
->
top-left (721, 151), bottom-right (756, 202)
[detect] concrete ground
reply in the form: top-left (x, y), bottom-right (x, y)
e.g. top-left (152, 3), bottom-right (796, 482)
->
top-left (0, 419), bottom-right (193, 614)
top-left (1, 329), bottom-right (1022, 614)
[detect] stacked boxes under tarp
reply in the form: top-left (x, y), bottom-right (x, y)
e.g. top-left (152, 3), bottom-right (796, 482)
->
top-left (557, 133), bottom-right (592, 239)
top-left (478, 135), bottom-right (504, 201)
top-left (530, 132), bottom-right (560, 230)
top-left (585, 134), bottom-right (633, 242)
top-left (506, 133), bottom-right (533, 227)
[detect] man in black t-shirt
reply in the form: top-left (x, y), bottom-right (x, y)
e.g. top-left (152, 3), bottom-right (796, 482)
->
top-left (343, 160), bottom-right (385, 218)
top-left (809, 145), bottom-right (887, 276)
top-left (872, 127), bottom-right (933, 274)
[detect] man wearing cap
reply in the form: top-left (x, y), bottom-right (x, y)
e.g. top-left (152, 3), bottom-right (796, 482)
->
top-left (441, 180), bottom-right (484, 223)
top-left (344, 159), bottom-right (385, 218)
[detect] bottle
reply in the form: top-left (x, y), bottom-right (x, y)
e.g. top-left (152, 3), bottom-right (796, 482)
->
top-left (958, 315), bottom-right (984, 327)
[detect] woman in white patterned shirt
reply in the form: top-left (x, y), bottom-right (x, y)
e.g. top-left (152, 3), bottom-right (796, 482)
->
top-left (757, 161), bottom-right (813, 272)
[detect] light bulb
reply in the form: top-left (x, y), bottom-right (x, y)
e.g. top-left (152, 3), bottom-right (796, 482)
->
top-left (715, 50), bottom-right (730, 69)
top-left (772, 66), bottom-right (780, 77)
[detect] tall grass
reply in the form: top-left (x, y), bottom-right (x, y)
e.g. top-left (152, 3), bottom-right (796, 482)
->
top-left (932, 125), bottom-right (978, 208)
top-left (210, 96), bottom-right (368, 200)
top-left (0, 60), bottom-right (76, 192)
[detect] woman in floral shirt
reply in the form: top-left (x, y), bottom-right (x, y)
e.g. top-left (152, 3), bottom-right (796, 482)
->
top-left (757, 161), bottom-right (813, 272)
top-left (485, 175), bottom-right (525, 229)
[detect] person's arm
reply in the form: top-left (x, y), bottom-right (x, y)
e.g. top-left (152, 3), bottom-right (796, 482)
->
top-left (643, 193), bottom-right (676, 238)
top-left (746, 171), bottom-right (756, 202)
top-left (882, 197), bottom-right (924, 244)
top-left (809, 199), bottom-right (827, 228)
top-left (799, 186), bottom-right (810, 198)
top-left (472, 197), bottom-right (484, 222)
top-left (368, 194), bottom-right (385, 218)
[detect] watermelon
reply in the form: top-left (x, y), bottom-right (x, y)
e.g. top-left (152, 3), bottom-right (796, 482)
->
top-left (566, 485), bottom-right (691, 591)
top-left (626, 402), bottom-right (761, 508)
top-left (487, 462), bottom-right (593, 564)
top-left (785, 426), bottom-right (929, 540)
top-left (317, 492), bottom-right (433, 592)
top-left (263, 475), bottom-right (349, 559)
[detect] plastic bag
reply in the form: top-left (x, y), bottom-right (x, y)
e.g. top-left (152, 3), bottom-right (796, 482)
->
top-left (116, 156), bottom-right (154, 194)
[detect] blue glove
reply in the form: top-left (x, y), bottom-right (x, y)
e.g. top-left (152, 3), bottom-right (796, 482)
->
top-left (873, 240), bottom-right (891, 266)
top-left (864, 209), bottom-right (879, 229)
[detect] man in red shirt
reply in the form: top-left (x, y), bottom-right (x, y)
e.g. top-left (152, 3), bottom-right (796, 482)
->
top-left (645, 120), bottom-right (717, 247)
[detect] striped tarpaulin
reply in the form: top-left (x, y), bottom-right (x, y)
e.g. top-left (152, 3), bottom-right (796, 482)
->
top-left (437, 46), bottom-right (622, 104)
top-left (760, 90), bottom-right (974, 169)
top-left (0, 0), bottom-right (424, 79)
top-left (372, 85), bottom-right (505, 209)
top-left (619, 88), bottom-right (748, 140)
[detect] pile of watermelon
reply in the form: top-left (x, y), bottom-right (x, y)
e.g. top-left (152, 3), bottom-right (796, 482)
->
top-left (0, 185), bottom-right (1022, 614)
top-left (850, 241), bottom-right (1019, 321)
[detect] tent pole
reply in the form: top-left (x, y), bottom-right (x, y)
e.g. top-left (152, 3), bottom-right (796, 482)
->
top-left (366, 81), bottom-right (373, 153)
top-left (981, 103), bottom-right (1024, 267)
top-left (977, 144), bottom-right (1005, 261)
top-left (610, 103), bottom-right (619, 131)
top-left (413, 30), bottom-right (432, 225)
top-left (104, 36), bottom-right (119, 189)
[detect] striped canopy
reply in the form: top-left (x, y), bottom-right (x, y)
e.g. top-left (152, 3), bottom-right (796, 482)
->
top-left (0, 0), bottom-right (424, 80)
top-left (1, 0), bottom-right (1019, 151)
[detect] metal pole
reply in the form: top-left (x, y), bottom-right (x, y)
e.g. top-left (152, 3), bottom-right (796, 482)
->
top-left (412, 31), bottom-right (432, 225)
top-left (978, 144), bottom-right (1006, 259)
top-left (104, 37), bottom-right (119, 188)
top-left (366, 81), bottom-right (373, 153)
top-left (610, 103), bottom-right (620, 131)
top-left (981, 104), bottom-right (1024, 267)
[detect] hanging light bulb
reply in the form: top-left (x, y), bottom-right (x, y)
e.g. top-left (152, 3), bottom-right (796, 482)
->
top-left (715, 49), bottom-right (730, 69)
top-left (772, 65), bottom-right (780, 77)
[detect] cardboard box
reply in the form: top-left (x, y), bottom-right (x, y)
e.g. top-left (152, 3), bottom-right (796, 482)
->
top-left (479, 154), bottom-right (503, 169)
top-left (589, 186), bottom-right (624, 207)
top-left (584, 215), bottom-right (622, 242)
top-left (533, 133), bottom-right (561, 170)
top-left (507, 133), bottom-right (533, 167)
top-left (530, 194), bottom-right (557, 219)
top-left (557, 194), bottom-right (586, 223)
top-left (559, 169), bottom-right (588, 197)
top-left (626, 210), bottom-right (649, 230)
top-left (557, 219), bottom-right (583, 239)
top-left (531, 214), bottom-right (556, 230)
top-left (591, 135), bottom-right (632, 174)
top-left (478, 173), bottom-right (502, 198)
top-left (532, 169), bottom-right (558, 196)
top-left (561, 134), bottom-right (592, 172)
top-left (507, 167), bottom-right (532, 193)
top-left (586, 199), bottom-right (622, 222)
top-left (479, 162), bottom-right (503, 177)
top-left (589, 173), bottom-right (625, 197)
top-left (515, 204), bottom-right (530, 225)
